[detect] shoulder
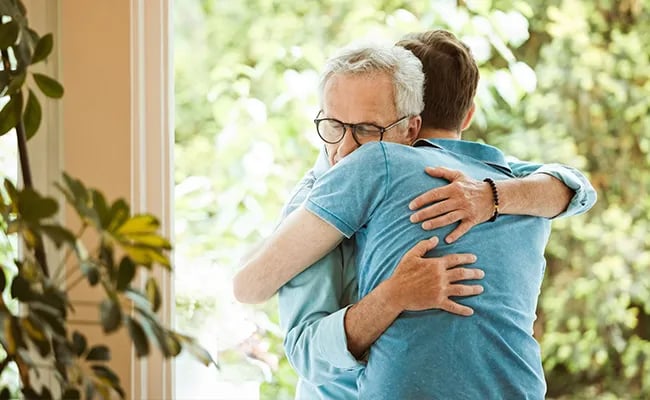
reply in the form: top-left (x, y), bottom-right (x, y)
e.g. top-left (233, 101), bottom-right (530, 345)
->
top-left (328, 142), bottom-right (390, 174)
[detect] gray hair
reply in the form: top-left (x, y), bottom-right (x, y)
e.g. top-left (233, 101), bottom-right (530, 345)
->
top-left (318, 41), bottom-right (425, 117)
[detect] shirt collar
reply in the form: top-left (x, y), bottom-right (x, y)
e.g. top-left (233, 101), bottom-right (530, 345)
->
top-left (413, 138), bottom-right (513, 175)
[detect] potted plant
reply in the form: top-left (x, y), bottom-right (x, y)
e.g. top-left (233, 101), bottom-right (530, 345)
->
top-left (0, 1), bottom-right (214, 398)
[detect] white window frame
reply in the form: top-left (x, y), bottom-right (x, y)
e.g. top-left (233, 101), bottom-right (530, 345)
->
top-left (130, 0), bottom-right (175, 398)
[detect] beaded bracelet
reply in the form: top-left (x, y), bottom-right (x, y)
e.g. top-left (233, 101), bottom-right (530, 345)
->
top-left (483, 178), bottom-right (500, 222)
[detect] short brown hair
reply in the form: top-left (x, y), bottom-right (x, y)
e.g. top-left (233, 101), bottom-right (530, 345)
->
top-left (397, 30), bottom-right (479, 132)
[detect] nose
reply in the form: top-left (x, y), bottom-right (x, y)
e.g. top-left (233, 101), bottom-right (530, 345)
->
top-left (333, 126), bottom-right (359, 164)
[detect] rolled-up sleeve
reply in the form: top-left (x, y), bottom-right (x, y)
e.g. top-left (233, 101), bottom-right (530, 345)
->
top-left (507, 159), bottom-right (597, 218)
top-left (280, 252), bottom-right (364, 384)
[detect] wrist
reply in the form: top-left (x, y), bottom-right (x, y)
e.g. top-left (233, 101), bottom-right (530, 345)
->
top-left (377, 278), bottom-right (407, 315)
top-left (483, 178), bottom-right (500, 222)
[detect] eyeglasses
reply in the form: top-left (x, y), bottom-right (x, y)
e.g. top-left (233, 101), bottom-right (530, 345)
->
top-left (313, 111), bottom-right (409, 146)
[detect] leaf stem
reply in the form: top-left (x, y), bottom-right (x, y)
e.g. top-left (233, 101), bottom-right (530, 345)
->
top-left (65, 269), bottom-right (87, 292)
top-left (12, 87), bottom-right (50, 278)
top-left (53, 223), bottom-right (88, 284)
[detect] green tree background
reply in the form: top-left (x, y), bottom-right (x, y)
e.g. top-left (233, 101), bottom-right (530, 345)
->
top-left (173, 0), bottom-right (649, 398)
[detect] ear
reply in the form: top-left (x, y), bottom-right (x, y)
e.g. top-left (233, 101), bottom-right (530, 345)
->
top-left (460, 103), bottom-right (475, 131)
top-left (406, 115), bottom-right (422, 144)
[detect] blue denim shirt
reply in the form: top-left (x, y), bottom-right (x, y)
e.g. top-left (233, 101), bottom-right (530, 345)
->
top-left (279, 142), bottom-right (597, 399)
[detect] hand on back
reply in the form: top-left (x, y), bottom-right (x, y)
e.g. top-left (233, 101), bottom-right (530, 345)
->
top-left (386, 236), bottom-right (484, 316)
top-left (409, 167), bottom-right (495, 243)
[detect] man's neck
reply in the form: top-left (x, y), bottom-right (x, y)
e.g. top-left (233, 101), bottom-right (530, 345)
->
top-left (418, 127), bottom-right (461, 140)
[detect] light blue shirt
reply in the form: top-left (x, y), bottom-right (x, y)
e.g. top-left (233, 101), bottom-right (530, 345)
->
top-left (279, 141), bottom-right (597, 399)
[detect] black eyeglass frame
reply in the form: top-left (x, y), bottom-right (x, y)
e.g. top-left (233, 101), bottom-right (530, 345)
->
top-left (313, 111), bottom-right (410, 146)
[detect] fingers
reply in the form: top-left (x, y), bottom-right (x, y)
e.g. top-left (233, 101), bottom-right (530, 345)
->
top-left (409, 185), bottom-right (451, 211)
top-left (425, 166), bottom-right (464, 182)
top-left (410, 198), bottom-right (456, 223)
top-left (446, 268), bottom-right (485, 283)
top-left (439, 299), bottom-right (474, 317)
top-left (439, 284), bottom-right (484, 316)
top-left (444, 220), bottom-right (474, 244)
top-left (420, 211), bottom-right (463, 230)
top-left (406, 236), bottom-right (440, 258)
top-left (439, 253), bottom-right (477, 268)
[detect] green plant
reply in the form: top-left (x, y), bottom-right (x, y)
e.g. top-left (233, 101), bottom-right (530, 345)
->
top-left (0, 1), bottom-right (214, 398)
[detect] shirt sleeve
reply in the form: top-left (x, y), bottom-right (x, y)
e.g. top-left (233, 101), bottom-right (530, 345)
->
top-left (506, 157), bottom-right (597, 218)
top-left (278, 151), bottom-right (365, 385)
top-left (279, 240), bottom-right (364, 384)
top-left (305, 142), bottom-right (389, 237)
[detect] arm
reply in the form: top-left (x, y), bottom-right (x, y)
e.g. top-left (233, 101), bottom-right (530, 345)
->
top-left (237, 144), bottom-right (484, 384)
top-left (408, 161), bottom-right (597, 242)
top-left (233, 207), bottom-right (344, 303)
top-left (274, 158), bottom-right (365, 383)
top-left (279, 240), bottom-right (363, 382)
top-left (342, 237), bottom-right (483, 358)
top-left (283, 235), bottom-right (484, 376)
top-left (506, 160), bottom-right (597, 218)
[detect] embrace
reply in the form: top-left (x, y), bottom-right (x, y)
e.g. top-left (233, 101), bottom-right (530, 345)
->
top-left (234, 30), bottom-right (596, 399)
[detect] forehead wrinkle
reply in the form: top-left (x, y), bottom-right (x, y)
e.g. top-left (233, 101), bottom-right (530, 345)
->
top-left (323, 72), bottom-right (397, 125)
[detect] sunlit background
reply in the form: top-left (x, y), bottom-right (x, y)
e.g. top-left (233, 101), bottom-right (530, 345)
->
top-left (172, 1), bottom-right (649, 399)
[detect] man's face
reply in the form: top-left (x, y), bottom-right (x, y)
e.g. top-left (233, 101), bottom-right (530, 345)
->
top-left (321, 72), bottom-right (419, 166)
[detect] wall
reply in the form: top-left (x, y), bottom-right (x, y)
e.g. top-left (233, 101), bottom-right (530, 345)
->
top-left (25, 0), bottom-right (173, 397)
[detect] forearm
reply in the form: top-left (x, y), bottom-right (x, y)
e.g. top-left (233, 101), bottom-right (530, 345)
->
top-left (496, 173), bottom-right (573, 218)
top-left (344, 280), bottom-right (402, 359)
top-left (233, 207), bottom-right (343, 303)
top-left (506, 160), bottom-right (596, 218)
top-left (344, 237), bottom-right (482, 358)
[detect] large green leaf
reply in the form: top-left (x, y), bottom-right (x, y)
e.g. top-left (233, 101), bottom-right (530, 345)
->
top-left (5, 316), bottom-right (26, 354)
top-left (121, 245), bottom-right (171, 269)
top-left (30, 33), bottom-right (52, 64)
top-left (71, 330), bottom-right (87, 357)
top-left (57, 173), bottom-right (101, 227)
top-left (20, 315), bottom-right (50, 357)
top-left (99, 299), bottom-right (122, 333)
top-left (122, 233), bottom-right (172, 250)
top-left (31, 304), bottom-right (66, 337)
top-left (80, 260), bottom-right (99, 286)
top-left (116, 214), bottom-right (160, 235)
top-left (149, 324), bottom-right (181, 358)
top-left (99, 244), bottom-right (116, 281)
top-left (116, 257), bottom-right (136, 291)
top-left (23, 88), bottom-right (41, 140)
top-left (40, 286), bottom-right (68, 318)
top-left (10, 275), bottom-right (33, 301)
top-left (16, 187), bottom-right (58, 222)
top-left (62, 172), bottom-right (88, 204)
top-left (32, 73), bottom-right (63, 98)
top-left (106, 199), bottom-right (130, 232)
top-left (86, 345), bottom-right (110, 361)
top-left (0, 94), bottom-right (21, 136)
top-left (39, 224), bottom-right (76, 248)
top-left (91, 189), bottom-right (110, 229)
top-left (125, 289), bottom-right (153, 312)
top-left (125, 316), bottom-right (149, 357)
top-left (145, 277), bottom-right (162, 313)
top-left (0, 20), bottom-right (19, 49)
top-left (90, 365), bottom-right (123, 397)
top-left (4, 71), bottom-right (26, 96)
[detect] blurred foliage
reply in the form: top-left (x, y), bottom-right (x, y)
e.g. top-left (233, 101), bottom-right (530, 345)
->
top-left (174, 0), bottom-right (649, 398)
top-left (0, 0), bottom-right (214, 398)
